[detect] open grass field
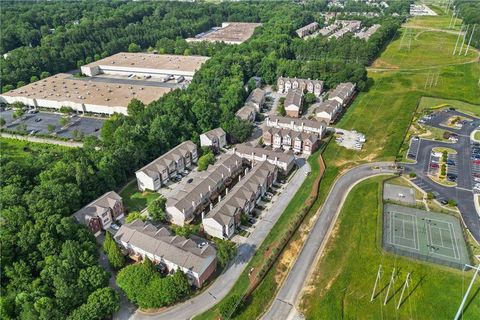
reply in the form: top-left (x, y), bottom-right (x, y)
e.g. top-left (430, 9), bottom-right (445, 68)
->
top-left (119, 179), bottom-right (160, 213)
top-left (0, 137), bottom-right (66, 164)
top-left (301, 177), bottom-right (480, 320)
top-left (372, 29), bottom-right (478, 70)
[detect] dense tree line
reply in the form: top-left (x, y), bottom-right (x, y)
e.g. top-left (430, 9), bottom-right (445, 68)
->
top-left (454, 0), bottom-right (480, 49)
top-left (0, 1), bottom-right (403, 317)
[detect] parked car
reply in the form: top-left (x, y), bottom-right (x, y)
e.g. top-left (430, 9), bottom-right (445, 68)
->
top-left (440, 200), bottom-right (448, 205)
top-left (430, 163), bottom-right (439, 168)
top-left (35, 118), bottom-right (42, 122)
top-left (412, 136), bottom-right (419, 141)
top-left (473, 160), bottom-right (480, 165)
top-left (336, 131), bottom-right (344, 135)
top-left (407, 153), bottom-right (416, 159)
top-left (446, 160), bottom-right (455, 166)
top-left (187, 178), bottom-right (193, 184)
top-left (110, 224), bottom-right (120, 231)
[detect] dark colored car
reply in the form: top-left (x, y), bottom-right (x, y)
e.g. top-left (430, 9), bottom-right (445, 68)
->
top-left (447, 160), bottom-right (455, 166)
top-left (440, 200), bottom-right (448, 205)
top-left (187, 178), bottom-right (193, 184)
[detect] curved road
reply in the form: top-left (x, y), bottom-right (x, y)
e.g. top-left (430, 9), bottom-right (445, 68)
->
top-left (263, 162), bottom-right (398, 320)
top-left (132, 159), bottom-right (310, 320)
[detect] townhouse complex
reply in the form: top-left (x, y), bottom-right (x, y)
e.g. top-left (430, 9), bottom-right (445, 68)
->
top-left (263, 127), bottom-right (320, 155)
top-left (115, 220), bottom-right (217, 287)
top-left (314, 82), bottom-right (356, 123)
top-left (284, 89), bottom-right (304, 118)
top-left (165, 154), bottom-right (244, 226)
top-left (266, 115), bottom-right (326, 137)
top-left (203, 160), bottom-right (277, 239)
top-left (135, 141), bottom-right (198, 191)
top-left (73, 191), bottom-right (125, 236)
top-left (200, 127), bottom-right (227, 151)
top-left (296, 22), bottom-right (319, 38)
top-left (277, 77), bottom-right (324, 97)
top-left (234, 144), bottom-right (296, 174)
top-left (235, 88), bottom-right (266, 122)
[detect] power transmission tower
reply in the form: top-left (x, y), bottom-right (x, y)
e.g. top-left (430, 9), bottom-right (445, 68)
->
top-left (383, 268), bottom-right (396, 305)
top-left (396, 273), bottom-right (411, 309)
top-left (370, 265), bottom-right (383, 302)
top-left (465, 25), bottom-right (476, 56)
top-left (454, 265), bottom-right (480, 320)
top-left (453, 25), bottom-right (463, 55)
top-left (458, 25), bottom-right (469, 55)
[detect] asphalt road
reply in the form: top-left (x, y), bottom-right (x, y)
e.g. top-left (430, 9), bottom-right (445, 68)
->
top-left (132, 158), bottom-right (310, 320)
top-left (262, 162), bottom-right (397, 320)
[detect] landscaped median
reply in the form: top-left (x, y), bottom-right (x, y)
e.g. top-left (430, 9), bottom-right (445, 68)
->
top-left (194, 149), bottom-right (325, 320)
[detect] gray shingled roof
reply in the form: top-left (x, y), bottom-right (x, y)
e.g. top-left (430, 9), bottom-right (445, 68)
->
top-left (328, 82), bottom-right (355, 101)
top-left (136, 141), bottom-right (197, 176)
top-left (115, 220), bottom-right (216, 274)
top-left (267, 115), bottom-right (327, 131)
top-left (313, 99), bottom-right (341, 116)
top-left (246, 88), bottom-right (265, 106)
top-left (235, 144), bottom-right (295, 164)
top-left (73, 191), bottom-right (122, 224)
top-left (285, 89), bottom-right (303, 108)
top-left (202, 128), bottom-right (226, 141)
top-left (204, 161), bottom-right (275, 226)
top-left (265, 127), bottom-right (320, 143)
top-left (235, 105), bottom-right (256, 120)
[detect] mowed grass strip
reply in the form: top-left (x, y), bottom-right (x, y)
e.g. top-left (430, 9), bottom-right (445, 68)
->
top-left (194, 150), bottom-right (322, 320)
top-left (301, 177), bottom-right (480, 320)
top-left (0, 137), bottom-right (67, 164)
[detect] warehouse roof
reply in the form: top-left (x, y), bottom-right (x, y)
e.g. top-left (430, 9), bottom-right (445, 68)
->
top-left (83, 52), bottom-right (209, 73)
top-left (2, 73), bottom-right (170, 108)
top-left (187, 22), bottom-right (262, 44)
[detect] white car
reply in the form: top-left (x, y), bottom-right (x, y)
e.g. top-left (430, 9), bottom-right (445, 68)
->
top-left (474, 184), bottom-right (480, 191)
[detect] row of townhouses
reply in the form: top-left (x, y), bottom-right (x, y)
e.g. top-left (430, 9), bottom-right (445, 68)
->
top-left (200, 127), bottom-right (227, 151)
top-left (234, 144), bottom-right (296, 174)
top-left (114, 220), bottom-right (217, 288)
top-left (277, 77), bottom-right (324, 97)
top-left (235, 88), bottom-right (266, 122)
top-left (135, 141), bottom-right (198, 191)
top-left (165, 153), bottom-right (244, 226)
top-left (284, 89), bottom-right (304, 118)
top-left (296, 22), bottom-right (319, 38)
top-left (73, 191), bottom-right (125, 236)
top-left (263, 127), bottom-right (320, 155)
top-left (203, 160), bottom-right (278, 239)
top-left (266, 115), bottom-right (326, 137)
top-left (314, 82), bottom-right (356, 123)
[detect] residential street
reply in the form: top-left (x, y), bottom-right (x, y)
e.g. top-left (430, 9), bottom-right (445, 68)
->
top-left (132, 158), bottom-right (310, 320)
top-left (262, 162), bottom-right (397, 320)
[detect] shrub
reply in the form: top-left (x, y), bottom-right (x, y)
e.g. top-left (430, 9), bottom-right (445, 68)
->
top-left (219, 294), bottom-right (242, 319)
top-left (409, 172), bottom-right (417, 178)
top-left (427, 192), bottom-right (435, 200)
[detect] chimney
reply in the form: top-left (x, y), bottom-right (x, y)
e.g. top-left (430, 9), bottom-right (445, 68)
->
top-left (219, 194), bottom-right (222, 202)
top-left (208, 185), bottom-right (211, 192)
top-left (232, 147), bottom-right (236, 154)
top-left (192, 201), bottom-right (195, 208)
top-left (239, 175), bottom-right (241, 183)
top-left (200, 193), bottom-right (203, 199)
top-left (244, 168), bottom-right (248, 175)
top-left (275, 156), bottom-right (278, 165)
top-left (201, 211), bottom-right (205, 220)
top-left (210, 203), bottom-right (213, 210)
top-left (226, 188), bottom-right (229, 195)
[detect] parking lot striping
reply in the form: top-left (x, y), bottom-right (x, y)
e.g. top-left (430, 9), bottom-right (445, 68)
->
top-left (455, 187), bottom-right (473, 192)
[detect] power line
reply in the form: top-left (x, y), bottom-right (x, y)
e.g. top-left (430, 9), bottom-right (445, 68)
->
top-left (458, 25), bottom-right (469, 55)
top-left (454, 264), bottom-right (480, 320)
top-left (452, 24), bottom-right (464, 55)
top-left (464, 24), bottom-right (476, 56)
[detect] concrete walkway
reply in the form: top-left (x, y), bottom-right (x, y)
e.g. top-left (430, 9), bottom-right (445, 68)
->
top-left (262, 162), bottom-right (397, 320)
top-left (133, 158), bottom-right (310, 320)
top-left (0, 132), bottom-right (83, 147)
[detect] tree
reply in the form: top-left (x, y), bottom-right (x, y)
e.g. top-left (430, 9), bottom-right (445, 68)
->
top-left (127, 98), bottom-right (145, 122)
top-left (103, 232), bottom-right (125, 270)
top-left (2, 84), bottom-right (15, 92)
top-left (447, 199), bottom-right (457, 207)
top-left (0, 117), bottom-right (6, 127)
top-left (223, 119), bottom-right (253, 144)
top-left (219, 294), bottom-right (242, 319)
top-left (68, 288), bottom-right (119, 320)
top-left (47, 124), bottom-right (55, 132)
top-left (125, 211), bottom-right (146, 223)
top-left (215, 239), bottom-right (237, 267)
top-left (60, 106), bottom-right (74, 114)
top-left (30, 76), bottom-right (39, 83)
top-left (128, 43), bottom-right (141, 53)
top-left (59, 117), bottom-right (69, 127)
top-left (149, 197), bottom-right (166, 223)
top-left (427, 192), bottom-right (435, 200)
top-left (13, 108), bottom-right (24, 119)
top-left (304, 92), bottom-right (317, 105)
top-left (40, 71), bottom-right (51, 79)
top-left (197, 150), bottom-right (215, 171)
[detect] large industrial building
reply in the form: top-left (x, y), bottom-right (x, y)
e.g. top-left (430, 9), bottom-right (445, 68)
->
top-left (0, 73), bottom-right (171, 115)
top-left (186, 22), bottom-right (262, 45)
top-left (80, 52), bottom-right (209, 80)
top-left (0, 53), bottom-right (209, 115)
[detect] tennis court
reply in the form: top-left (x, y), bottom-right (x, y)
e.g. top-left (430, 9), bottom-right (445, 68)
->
top-left (383, 204), bottom-right (470, 269)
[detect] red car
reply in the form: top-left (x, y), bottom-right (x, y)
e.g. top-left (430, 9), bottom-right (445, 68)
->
top-left (430, 163), bottom-right (439, 168)
top-left (473, 160), bottom-right (480, 165)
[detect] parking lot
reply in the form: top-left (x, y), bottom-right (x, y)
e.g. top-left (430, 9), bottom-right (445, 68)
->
top-left (403, 109), bottom-right (480, 243)
top-left (334, 129), bottom-right (366, 150)
top-left (0, 109), bottom-right (104, 139)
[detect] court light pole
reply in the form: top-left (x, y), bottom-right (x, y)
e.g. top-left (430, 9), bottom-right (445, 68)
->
top-left (454, 264), bottom-right (480, 320)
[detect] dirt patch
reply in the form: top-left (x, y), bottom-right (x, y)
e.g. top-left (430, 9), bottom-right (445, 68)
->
top-left (274, 238), bottom-right (303, 284)
top-left (371, 59), bottom-right (399, 69)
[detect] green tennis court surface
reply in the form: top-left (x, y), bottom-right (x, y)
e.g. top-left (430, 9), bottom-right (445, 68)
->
top-left (383, 204), bottom-right (470, 269)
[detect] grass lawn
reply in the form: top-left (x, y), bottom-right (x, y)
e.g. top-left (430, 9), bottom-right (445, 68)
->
top-left (301, 177), bottom-right (480, 319)
top-left (0, 137), bottom-right (67, 164)
top-left (417, 96), bottom-right (480, 117)
top-left (119, 179), bottom-right (161, 212)
top-left (475, 131), bottom-right (480, 141)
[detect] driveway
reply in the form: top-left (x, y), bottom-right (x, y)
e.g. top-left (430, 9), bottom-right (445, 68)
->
top-left (133, 158), bottom-right (310, 320)
top-left (262, 162), bottom-right (398, 320)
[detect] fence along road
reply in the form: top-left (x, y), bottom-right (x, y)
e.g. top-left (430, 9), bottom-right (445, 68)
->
top-left (262, 162), bottom-right (397, 320)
